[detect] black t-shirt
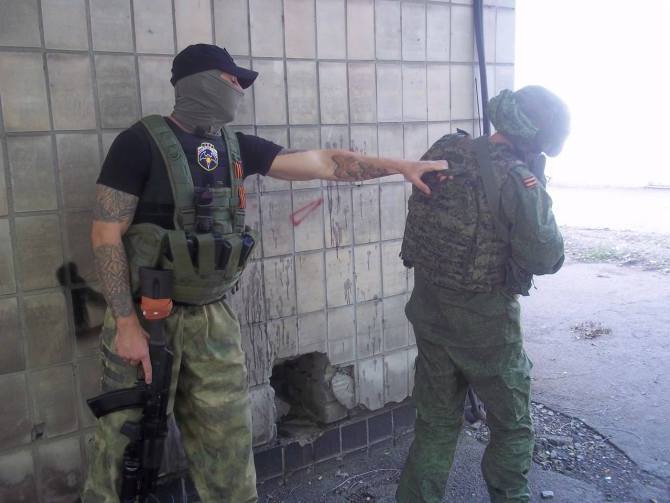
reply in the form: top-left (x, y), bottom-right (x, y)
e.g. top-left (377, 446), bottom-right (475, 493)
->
top-left (98, 118), bottom-right (283, 227)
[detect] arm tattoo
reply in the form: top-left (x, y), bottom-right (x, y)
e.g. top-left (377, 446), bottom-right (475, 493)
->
top-left (93, 243), bottom-right (134, 318)
top-left (92, 185), bottom-right (138, 318)
top-left (93, 185), bottom-right (139, 222)
top-left (331, 154), bottom-right (390, 181)
top-left (277, 148), bottom-right (306, 156)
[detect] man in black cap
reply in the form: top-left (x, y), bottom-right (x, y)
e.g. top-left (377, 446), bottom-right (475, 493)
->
top-left (82, 44), bottom-right (446, 502)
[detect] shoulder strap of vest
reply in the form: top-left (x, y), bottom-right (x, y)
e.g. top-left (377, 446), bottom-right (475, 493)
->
top-left (222, 126), bottom-right (246, 232)
top-left (140, 115), bottom-right (195, 231)
top-left (472, 136), bottom-right (510, 242)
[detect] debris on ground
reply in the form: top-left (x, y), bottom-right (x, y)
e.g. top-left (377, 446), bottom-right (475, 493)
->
top-left (314, 468), bottom-right (401, 503)
top-left (571, 321), bottom-right (612, 340)
top-left (466, 402), bottom-right (667, 502)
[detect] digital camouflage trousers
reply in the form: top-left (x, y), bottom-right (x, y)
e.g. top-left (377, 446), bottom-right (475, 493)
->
top-left (81, 299), bottom-right (257, 503)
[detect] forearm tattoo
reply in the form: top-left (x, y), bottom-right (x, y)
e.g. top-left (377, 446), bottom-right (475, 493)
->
top-left (92, 184), bottom-right (138, 318)
top-left (93, 243), bottom-right (134, 318)
top-left (331, 154), bottom-right (390, 181)
top-left (93, 184), bottom-right (139, 222)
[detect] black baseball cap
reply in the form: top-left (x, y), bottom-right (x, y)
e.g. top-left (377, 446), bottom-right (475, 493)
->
top-left (170, 44), bottom-right (258, 88)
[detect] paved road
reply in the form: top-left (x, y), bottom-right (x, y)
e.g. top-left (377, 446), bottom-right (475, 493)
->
top-left (522, 261), bottom-right (670, 480)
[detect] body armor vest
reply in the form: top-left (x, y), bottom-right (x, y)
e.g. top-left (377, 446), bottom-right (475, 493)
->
top-left (401, 133), bottom-right (513, 293)
top-left (123, 115), bottom-right (258, 305)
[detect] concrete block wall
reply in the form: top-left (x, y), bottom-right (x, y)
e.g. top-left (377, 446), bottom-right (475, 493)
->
top-left (0, 0), bottom-right (515, 500)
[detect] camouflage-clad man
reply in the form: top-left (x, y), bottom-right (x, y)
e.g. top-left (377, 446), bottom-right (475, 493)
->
top-left (82, 44), bottom-right (446, 502)
top-left (397, 86), bottom-right (570, 503)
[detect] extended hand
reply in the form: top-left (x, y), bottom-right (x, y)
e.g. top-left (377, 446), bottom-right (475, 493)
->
top-left (114, 318), bottom-right (153, 384)
top-left (402, 160), bottom-right (450, 195)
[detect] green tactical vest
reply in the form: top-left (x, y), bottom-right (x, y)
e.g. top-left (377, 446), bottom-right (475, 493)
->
top-left (400, 133), bottom-right (512, 293)
top-left (122, 115), bottom-right (259, 305)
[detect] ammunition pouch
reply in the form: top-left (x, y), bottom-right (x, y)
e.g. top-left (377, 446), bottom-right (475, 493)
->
top-left (124, 224), bottom-right (258, 305)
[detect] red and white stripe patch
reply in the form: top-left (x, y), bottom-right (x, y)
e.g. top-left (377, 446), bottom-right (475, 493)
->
top-left (523, 175), bottom-right (538, 189)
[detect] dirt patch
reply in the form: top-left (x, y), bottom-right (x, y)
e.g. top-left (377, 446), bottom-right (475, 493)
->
top-left (467, 402), bottom-right (668, 502)
top-left (562, 227), bottom-right (670, 272)
top-left (571, 321), bottom-right (612, 340)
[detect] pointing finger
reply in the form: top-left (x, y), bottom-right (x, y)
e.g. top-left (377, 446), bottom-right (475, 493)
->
top-left (141, 355), bottom-right (153, 384)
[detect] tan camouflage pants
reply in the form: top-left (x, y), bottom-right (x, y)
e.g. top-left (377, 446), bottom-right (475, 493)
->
top-left (81, 300), bottom-right (257, 503)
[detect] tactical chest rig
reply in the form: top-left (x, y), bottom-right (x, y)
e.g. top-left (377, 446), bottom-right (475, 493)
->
top-left (401, 133), bottom-right (510, 293)
top-left (123, 115), bottom-right (258, 305)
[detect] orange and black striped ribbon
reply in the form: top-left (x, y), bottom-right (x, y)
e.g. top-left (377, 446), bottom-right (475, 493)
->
top-left (234, 160), bottom-right (243, 179)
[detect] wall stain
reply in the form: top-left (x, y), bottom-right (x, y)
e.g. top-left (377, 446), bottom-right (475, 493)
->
top-left (344, 278), bottom-right (352, 305)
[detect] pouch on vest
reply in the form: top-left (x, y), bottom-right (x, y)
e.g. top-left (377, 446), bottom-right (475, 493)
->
top-left (123, 115), bottom-right (256, 305)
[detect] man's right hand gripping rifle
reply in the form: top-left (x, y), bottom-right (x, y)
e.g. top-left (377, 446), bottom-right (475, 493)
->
top-left (87, 267), bottom-right (174, 502)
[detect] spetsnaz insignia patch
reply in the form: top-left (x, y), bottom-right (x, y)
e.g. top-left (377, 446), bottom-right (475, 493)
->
top-left (523, 175), bottom-right (538, 188)
top-left (197, 142), bottom-right (219, 171)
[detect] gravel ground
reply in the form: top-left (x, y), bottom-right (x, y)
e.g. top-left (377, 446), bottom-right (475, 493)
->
top-left (255, 400), bottom-right (669, 503)
top-left (256, 424), bottom-right (613, 503)
top-left (561, 227), bottom-right (670, 272)
top-left (467, 403), bottom-right (669, 502)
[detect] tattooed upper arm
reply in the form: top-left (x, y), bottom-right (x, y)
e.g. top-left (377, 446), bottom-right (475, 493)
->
top-left (92, 184), bottom-right (139, 223)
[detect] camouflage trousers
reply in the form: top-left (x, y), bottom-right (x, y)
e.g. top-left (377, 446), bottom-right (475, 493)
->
top-left (81, 299), bottom-right (257, 503)
top-left (397, 271), bottom-right (534, 503)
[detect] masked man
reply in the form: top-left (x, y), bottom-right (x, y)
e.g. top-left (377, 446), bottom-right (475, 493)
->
top-left (81, 44), bottom-right (445, 502)
top-left (397, 86), bottom-right (570, 503)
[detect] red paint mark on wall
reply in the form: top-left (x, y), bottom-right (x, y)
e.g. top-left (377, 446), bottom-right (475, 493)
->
top-left (290, 197), bottom-right (324, 226)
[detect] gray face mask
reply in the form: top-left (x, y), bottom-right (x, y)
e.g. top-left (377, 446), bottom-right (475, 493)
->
top-left (172, 70), bottom-right (244, 136)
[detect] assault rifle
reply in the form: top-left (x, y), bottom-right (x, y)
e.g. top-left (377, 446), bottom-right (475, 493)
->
top-left (87, 267), bottom-right (174, 502)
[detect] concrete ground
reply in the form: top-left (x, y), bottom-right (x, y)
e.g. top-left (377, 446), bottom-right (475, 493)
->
top-left (257, 432), bottom-right (606, 503)
top-left (523, 261), bottom-right (670, 482)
